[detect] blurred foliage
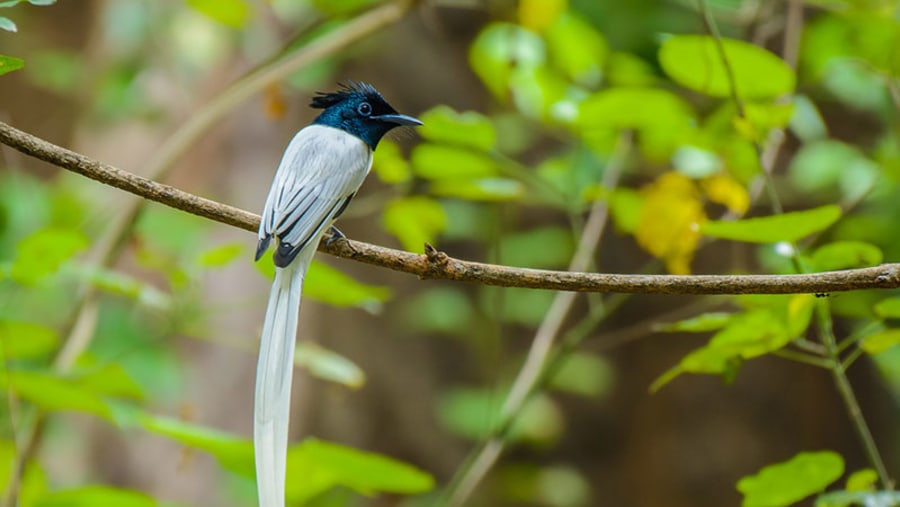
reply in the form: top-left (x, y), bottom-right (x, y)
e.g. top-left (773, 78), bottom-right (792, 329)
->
top-left (1, 0), bottom-right (900, 506)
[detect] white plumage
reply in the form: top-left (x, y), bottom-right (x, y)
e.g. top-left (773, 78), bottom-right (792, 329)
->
top-left (255, 124), bottom-right (372, 507)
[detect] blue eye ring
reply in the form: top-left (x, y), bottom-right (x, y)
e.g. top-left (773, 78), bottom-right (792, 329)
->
top-left (357, 102), bottom-right (372, 116)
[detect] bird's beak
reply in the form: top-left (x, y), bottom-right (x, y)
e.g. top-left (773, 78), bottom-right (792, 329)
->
top-left (375, 113), bottom-right (423, 126)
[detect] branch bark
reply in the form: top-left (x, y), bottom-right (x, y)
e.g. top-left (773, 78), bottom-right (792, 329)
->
top-left (3, 119), bottom-right (900, 295)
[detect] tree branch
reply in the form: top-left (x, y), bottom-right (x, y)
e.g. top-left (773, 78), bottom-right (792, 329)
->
top-left (3, 119), bottom-right (900, 295)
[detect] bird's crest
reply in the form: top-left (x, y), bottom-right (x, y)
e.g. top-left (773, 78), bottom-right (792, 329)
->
top-left (310, 81), bottom-right (381, 109)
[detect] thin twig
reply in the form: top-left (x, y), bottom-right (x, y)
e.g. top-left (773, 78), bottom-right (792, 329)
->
top-left (440, 131), bottom-right (632, 507)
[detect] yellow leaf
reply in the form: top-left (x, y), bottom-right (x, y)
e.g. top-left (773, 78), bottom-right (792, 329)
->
top-left (636, 172), bottom-right (705, 274)
top-left (702, 174), bottom-right (750, 215)
top-left (518, 0), bottom-right (567, 32)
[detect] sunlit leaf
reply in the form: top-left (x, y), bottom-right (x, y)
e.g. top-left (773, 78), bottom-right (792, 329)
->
top-left (286, 439), bottom-right (434, 504)
top-left (0, 440), bottom-right (48, 505)
top-left (606, 51), bottom-right (659, 87)
top-left (845, 468), bottom-right (878, 492)
top-left (372, 139), bottom-right (411, 184)
top-left (411, 143), bottom-right (499, 180)
top-left (10, 227), bottom-right (87, 285)
top-left (139, 414), bottom-right (254, 477)
top-left (295, 342), bottom-right (365, 389)
top-left (0, 320), bottom-right (58, 360)
top-left (517, 0), bottom-right (565, 32)
top-left (33, 486), bottom-right (166, 507)
top-left (701, 174), bottom-right (750, 215)
top-left (578, 88), bottom-right (694, 133)
top-left (418, 106), bottom-right (496, 151)
top-left (430, 178), bottom-right (525, 202)
top-left (186, 0), bottom-right (250, 27)
top-left (673, 145), bottom-right (722, 179)
top-left (659, 35), bottom-right (795, 99)
top-left (470, 23), bottom-right (545, 98)
top-left (382, 196), bottom-right (446, 252)
top-left (309, 0), bottom-right (382, 16)
top-left (305, 261), bottom-right (391, 312)
top-left (860, 329), bottom-right (900, 355)
top-left (874, 297), bottom-right (900, 319)
top-left (0, 53), bottom-right (23, 75)
top-left (737, 451), bottom-right (844, 507)
top-left (636, 172), bottom-right (705, 274)
top-left (701, 205), bottom-right (841, 243)
top-left (811, 241), bottom-right (882, 272)
top-left (545, 12), bottom-right (607, 85)
top-left (657, 312), bottom-right (734, 333)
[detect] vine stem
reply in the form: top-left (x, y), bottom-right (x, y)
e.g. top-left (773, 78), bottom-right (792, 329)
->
top-left (815, 301), bottom-right (894, 490)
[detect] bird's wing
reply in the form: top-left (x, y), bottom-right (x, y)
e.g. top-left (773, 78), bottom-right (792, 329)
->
top-left (258, 125), bottom-right (372, 266)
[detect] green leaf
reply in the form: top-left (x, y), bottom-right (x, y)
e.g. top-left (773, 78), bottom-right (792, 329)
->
top-left (0, 53), bottom-right (24, 75)
top-left (845, 468), bottom-right (878, 492)
top-left (186, 0), bottom-right (250, 27)
top-left (382, 196), bottom-right (446, 252)
top-left (701, 205), bottom-right (841, 243)
top-left (0, 16), bottom-right (16, 32)
top-left (2, 370), bottom-right (112, 419)
top-left (139, 414), bottom-right (254, 477)
top-left (874, 298), bottom-right (900, 319)
top-left (578, 87), bottom-right (694, 133)
top-left (652, 310), bottom-right (790, 391)
top-left (494, 227), bottom-right (574, 269)
top-left (305, 261), bottom-right (391, 311)
top-left (74, 359), bottom-right (145, 400)
top-left (418, 106), bottom-right (496, 151)
top-left (295, 342), bottom-right (365, 389)
top-left (0, 320), bottom-right (59, 360)
top-left (548, 352), bottom-right (614, 398)
top-left (608, 188), bottom-right (643, 233)
top-left (545, 12), bottom-right (607, 85)
top-left (789, 140), bottom-right (880, 199)
top-left (0, 440), bottom-right (48, 506)
top-left (286, 439), bottom-right (434, 504)
top-left (437, 388), bottom-right (562, 444)
top-left (404, 287), bottom-right (475, 335)
top-left (197, 242), bottom-right (245, 268)
top-left (372, 139), bottom-right (411, 184)
top-left (469, 23), bottom-right (545, 98)
top-left (33, 486), bottom-right (166, 507)
top-left (657, 312), bottom-right (734, 333)
top-left (816, 490), bottom-right (900, 507)
top-left (24, 50), bottom-right (81, 93)
top-left (811, 241), bottom-right (882, 272)
top-left (860, 329), bottom-right (900, 355)
top-left (10, 227), bottom-right (87, 284)
top-left (28, 0), bottom-right (56, 5)
top-left (659, 35), bottom-right (795, 99)
top-left (411, 143), bottom-right (499, 180)
top-left (737, 451), bottom-right (844, 507)
top-left (430, 178), bottom-right (525, 202)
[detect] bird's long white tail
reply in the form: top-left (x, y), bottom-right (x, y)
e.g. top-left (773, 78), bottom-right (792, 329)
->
top-left (254, 247), bottom-right (315, 507)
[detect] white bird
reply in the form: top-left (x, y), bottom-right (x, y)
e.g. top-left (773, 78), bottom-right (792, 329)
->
top-left (254, 81), bottom-right (421, 507)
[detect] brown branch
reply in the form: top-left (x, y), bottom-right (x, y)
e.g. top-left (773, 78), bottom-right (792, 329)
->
top-left (3, 119), bottom-right (900, 295)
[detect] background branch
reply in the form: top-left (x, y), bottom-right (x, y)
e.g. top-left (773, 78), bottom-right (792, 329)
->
top-left (2, 120), bottom-right (900, 295)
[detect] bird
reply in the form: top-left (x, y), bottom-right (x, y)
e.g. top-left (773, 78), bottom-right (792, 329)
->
top-left (253, 81), bottom-right (421, 507)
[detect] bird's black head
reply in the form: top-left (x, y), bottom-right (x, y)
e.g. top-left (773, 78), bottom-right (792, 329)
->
top-left (310, 81), bottom-right (421, 149)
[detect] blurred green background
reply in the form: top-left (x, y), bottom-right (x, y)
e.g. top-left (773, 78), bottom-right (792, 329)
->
top-left (1, 0), bottom-right (899, 506)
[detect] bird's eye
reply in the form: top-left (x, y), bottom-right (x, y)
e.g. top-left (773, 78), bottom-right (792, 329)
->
top-left (357, 102), bottom-right (372, 116)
